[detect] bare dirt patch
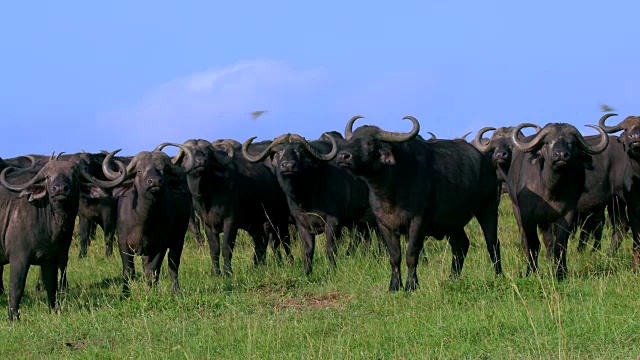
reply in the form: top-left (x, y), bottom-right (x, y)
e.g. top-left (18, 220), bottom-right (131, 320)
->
top-left (274, 291), bottom-right (354, 311)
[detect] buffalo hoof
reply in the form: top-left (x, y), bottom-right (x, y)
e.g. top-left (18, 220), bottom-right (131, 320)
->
top-left (78, 251), bottom-right (88, 259)
top-left (388, 277), bottom-right (401, 292)
top-left (555, 271), bottom-right (567, 282)
top-left (404, 278), bottom-right (418, 292)
top-left (8, 308), bottom-right (20, 322)
top-left (105, 247), bottom-right (113, 258)
top-left (303, 265), bottom-right (313, 276)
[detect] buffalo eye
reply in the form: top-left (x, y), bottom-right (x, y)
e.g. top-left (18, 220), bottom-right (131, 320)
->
top-left (366, 141), bottom-right (374, 148)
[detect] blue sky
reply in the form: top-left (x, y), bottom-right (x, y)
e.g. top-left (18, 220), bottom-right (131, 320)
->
top-left (1, 1), bottom-right (639, 157)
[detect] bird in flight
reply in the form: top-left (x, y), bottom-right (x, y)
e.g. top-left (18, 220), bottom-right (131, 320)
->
top-left (251, 110), bottom-right (268, 120)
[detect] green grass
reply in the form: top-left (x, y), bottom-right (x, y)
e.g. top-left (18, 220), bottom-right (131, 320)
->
top-left (1, 196), bottom-right (639, 359)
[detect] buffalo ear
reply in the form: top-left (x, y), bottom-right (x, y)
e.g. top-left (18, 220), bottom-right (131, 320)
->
top-left (19, 184), bottom-right (48, 202)
top-left (581, 154), bottom-right (595, 170)
top-left (380, 148), bottom-right (396, 166)
top-left (80, 184), bottom-right (110, 199)
top-left (112, 181), bottom-right (134, 198)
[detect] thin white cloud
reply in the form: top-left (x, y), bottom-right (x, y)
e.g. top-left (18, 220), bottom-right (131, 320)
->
top-left (97, 59), bottom-right (328, 153)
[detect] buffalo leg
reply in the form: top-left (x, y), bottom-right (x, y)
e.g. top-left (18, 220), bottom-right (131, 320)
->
top-left (221, 221), bottom-right (239, 276)
top-left (297, 223), bottom-right (316, 275)
top-left (78, 216), bottom-right (94, 258)
top-left (552, 212), bottom-right (575, 280)
top-left (249, 229), bottom-right (268, 266)
top-left (448, 227), bottom-right (470, 280)
top-left (189, 211), bottom-right (204, 249)
top-left (324, 219), bottom-right (340, 271)
top-left (142, 251), bottom-right (166, 288)
top-left (475, 198), bottom-right (502, 275)
top-left (57, 246), bottom-right (71, 291)
top-left (591, 214), bottom-right (605, 252)
top-left (539, 222), bottom-right (554, 260)
top-left (104, 228), bottom-right (116, 258)
top-left (267, 222), bottom-right (292, 263)
top-left (378, 223), bottom-right (402, 292)
top-left (40, 260), bottom-right (59, 313)
top-left (628, 206), bottom-right (640, 270)
top-left (0, 265), bottom-right (4, 295)
top-left (278, 224), bottom-right (293, 262)
top-left (167, 245), bottom-right (184, 292)
top-left (119, 246), bottom-right (136, 297)
top-left (405, 219), bottom-right (427, 291)
top-left (609, 199), bottom-right (628, 256)
top-left (204, 225), bottom-right (221, 276)
top-left (521, 223), bottom-right (541, 276)
top-left (8, 260), bottom-right (30, 321)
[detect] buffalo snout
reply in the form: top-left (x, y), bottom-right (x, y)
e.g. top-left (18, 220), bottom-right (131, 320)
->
top-left (627, 130), bottom-right (640, 147)
top-left (552, 149), bottom-right (570, 162)
top-left (194, 157), bottom-right (207, 168)
top-left (280, 160), bottom-right (297, 174)
top-left (51, 182), bottom-right (71, 197)
top-left (492, 149), bottom-right (509, 162)
top-left (146, 176), bottom-right (164, 190)
top-left (337, 151), bottom-right (352, 162)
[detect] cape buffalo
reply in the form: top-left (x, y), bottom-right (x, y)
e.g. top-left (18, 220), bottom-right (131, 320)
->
top-left (505, 122), bottom-right (609, 279)
top-left (242, 133), bottom-right (374, 275)
top-left (336, 116), bottom-right (502, 292)
top-left (0, 151), bottom-right (126, 320)
top-left (598, 113), bottom-right (640, 267)
top-left (473, 126), bottom-right (628, 255)
top-left (101, 144), bottom-right (195, 295)
top-left (178, 139), bottom-right (291, 276)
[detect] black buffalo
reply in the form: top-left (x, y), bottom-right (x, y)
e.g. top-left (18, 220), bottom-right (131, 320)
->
top-left (473, 125), bottom-right (628, 255)
top-left (101, 144), bottom-right (196, 295)
top-left (505, 122), bottom-right (609, 279)
top-left (179, 139), bottom-right (291, 276)
top-left (2, 152), bottom-right (130, 293)
top-left (336, 115), bottom-right (503, 292)
top-left (242, 132), bottom-right (374, 275)
top-left (87, 151), bottom-right (206, 254)
top-left (0, 151), bottom-right (126, 320)
top-left (598, 113), bottom-right (640, 267)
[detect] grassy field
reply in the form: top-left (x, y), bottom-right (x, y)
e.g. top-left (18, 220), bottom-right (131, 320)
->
top-left (1, 196), bottom-right (639, 359)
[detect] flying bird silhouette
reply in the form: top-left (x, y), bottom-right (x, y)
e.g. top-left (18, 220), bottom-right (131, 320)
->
top-left (251, 110), bottom-right (267, 120)
top-left (600, 104), bottom-right (616, 113)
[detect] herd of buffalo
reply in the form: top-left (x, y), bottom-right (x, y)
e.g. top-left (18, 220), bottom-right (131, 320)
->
top-left (1, 113), bottom-right (639, 321)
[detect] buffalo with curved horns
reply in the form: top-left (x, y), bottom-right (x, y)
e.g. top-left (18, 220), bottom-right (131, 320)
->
top-left (505, 122), bottom-right (609, 279)
top-left (178, 138), bottom-right (292, 276)
top-left (242, 132), bottom-right (374, 275)
top-left (598, 113), bottom-right (640, 267)
top-left (0, 151), bottom-right (126, 320)
top-left (101, 144), bottom-right (196, 295)
top-left (473, 125), bottom-right (628, 256)
top-left (336, 115), bottom-right (502, 292)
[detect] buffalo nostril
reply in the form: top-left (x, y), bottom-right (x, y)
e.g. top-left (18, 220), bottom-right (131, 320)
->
top-left (63, 185), bottom-right (70, 193)
top-left (554, 151), bottom-right (569, 160)
top-left (339, 153), bottom-right (351, 161)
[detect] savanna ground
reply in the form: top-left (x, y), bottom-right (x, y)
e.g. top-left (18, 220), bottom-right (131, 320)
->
top-left (1, 196), bottom-right (639, 359)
